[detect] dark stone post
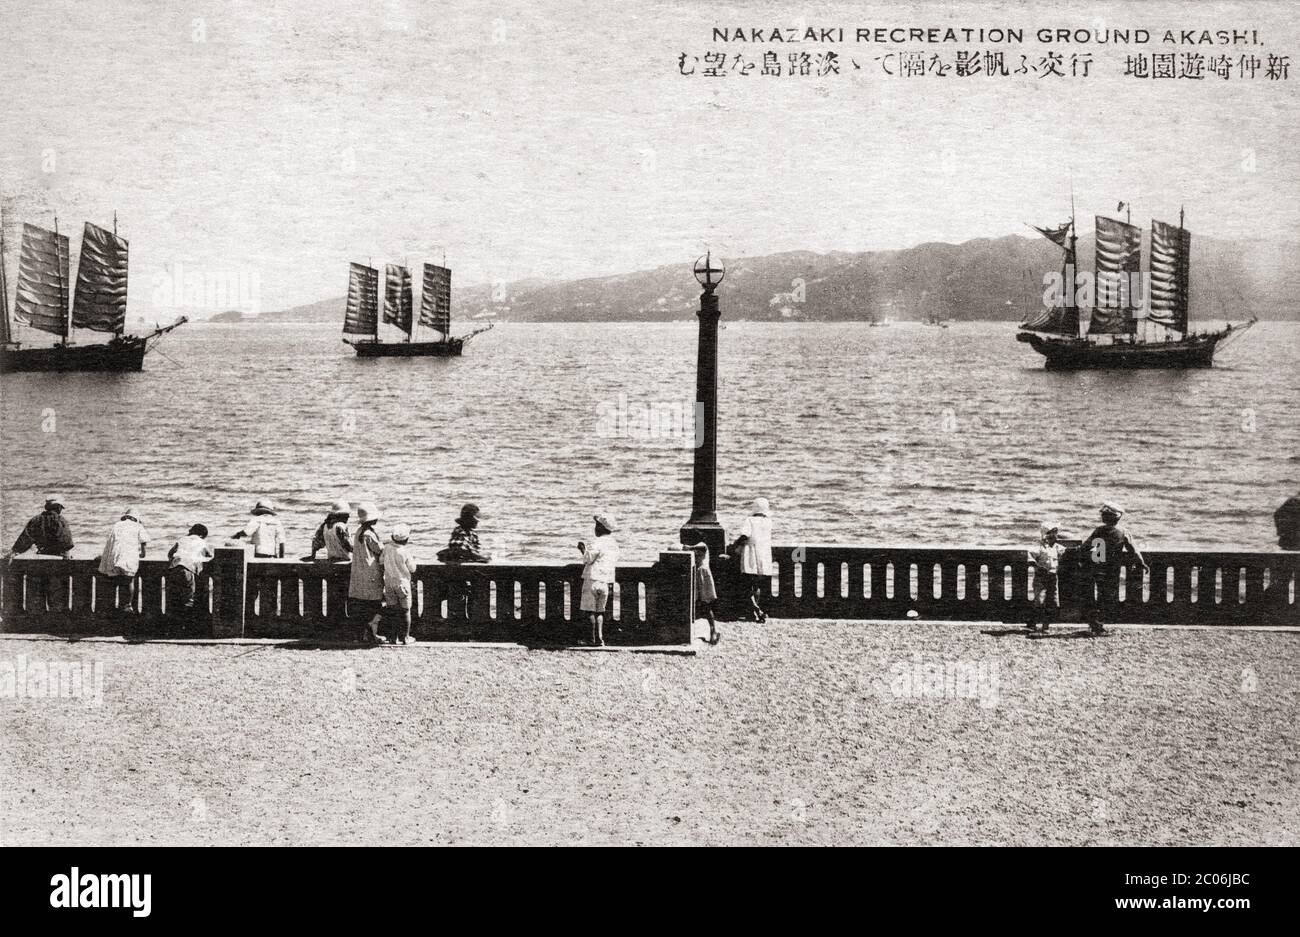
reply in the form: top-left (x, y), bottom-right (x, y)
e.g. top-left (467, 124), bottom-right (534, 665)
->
top-left (680, 253), bottom-right (727, 558)
top-left (211, 546), bottom-right (247, 638)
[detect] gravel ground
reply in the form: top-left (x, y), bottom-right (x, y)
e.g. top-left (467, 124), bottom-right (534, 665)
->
top-left (1, 621), bottom-right (1297, 846)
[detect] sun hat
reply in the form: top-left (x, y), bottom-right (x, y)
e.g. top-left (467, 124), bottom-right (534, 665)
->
top-left (458, 503), bottom-right (487, 523)
top-left (751, 497), bottom-right (771, 516)
top-left (252, 498), bottom-right (277, 515)
top-left (1100, 502), bottom-right (1124, 518)
top-left (121, 507), bottom-right (139, 522)
top-left (390, 523), bottom-right (411, 543)
top-left (356, 501), bottom-right (381, 522)
top-left (593, 513), bottom-right (619, 533)
top-left (329, 499), bottom-right (351, 515)
top-left (1040, 520), bottom-right (1060, 538)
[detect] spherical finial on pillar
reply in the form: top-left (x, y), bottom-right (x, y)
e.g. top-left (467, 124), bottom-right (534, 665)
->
top-left (693, 251), bottom-right (725, 294)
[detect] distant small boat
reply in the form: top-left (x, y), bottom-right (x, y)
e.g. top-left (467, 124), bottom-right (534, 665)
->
top-left (1, 210), bottom-right (185, 373)
top-left (1017, 205), bottom-right (1254, 370)
top-left (342, 261), bottom-right (491, 357)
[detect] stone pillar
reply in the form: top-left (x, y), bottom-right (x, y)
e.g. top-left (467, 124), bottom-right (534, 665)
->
top-left (680, 282), bottom-right (727, 558)
top-left (211, 546), bottom-right (247, 638)
top-left (650, 549), bottom-right (696, 645)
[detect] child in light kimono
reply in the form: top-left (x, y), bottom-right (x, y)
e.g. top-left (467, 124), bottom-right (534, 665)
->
top-left (682, 541), bottom-right (720, 645)
top-left (98, 508), bottom-right (151, 617)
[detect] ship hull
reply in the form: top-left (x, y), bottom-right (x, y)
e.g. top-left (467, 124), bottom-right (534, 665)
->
top-left (1017, 329), bottom-right (1237, 370)
top-left (0, 337), bottom-right (148, 373)
top-left (346, 338), bottom-right (464, 357)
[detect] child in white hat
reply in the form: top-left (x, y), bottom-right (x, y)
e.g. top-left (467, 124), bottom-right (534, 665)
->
top-left (349, 502), bottom-right (386, 645)
top-left (1026, 520), bottom-right (1065, 632)
top-left (381, 522), bottom-right (418, 645)
top-left (578, 513), bottom-right (620, 646)
top-left (233, 498), bottom-right (285, 558)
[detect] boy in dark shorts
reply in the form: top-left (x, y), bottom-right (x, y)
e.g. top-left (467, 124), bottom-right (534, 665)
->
top-left (1083, 502), bottom-right (1148, 635)
top-left (167, 524), bottom-right (213, 631)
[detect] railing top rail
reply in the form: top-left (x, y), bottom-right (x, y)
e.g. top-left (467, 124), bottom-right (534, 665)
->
top-left (244, 559), bottom-right (658, 571)
top-left (4, 555), bottom-right (659, 571)
top-left (772, 543), bottom-right (1296, 558)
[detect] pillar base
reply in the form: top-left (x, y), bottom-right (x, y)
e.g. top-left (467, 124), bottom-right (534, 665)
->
top-left (679, 521), bottom-right (728, 558)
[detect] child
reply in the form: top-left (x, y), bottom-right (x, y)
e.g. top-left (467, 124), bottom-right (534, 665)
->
top-left (381, 523), bottom-right (418, 645)
top-left (682, 541), bottom-right (720, 645)
top-left (232, 498), bottom-right (285, 558)
top-left (348, 502), bottom-right (386, 645)
top-left (730, 497), bottom-right (773, 623)
top-left (1083, 502), bottom-right (1148, 636)
top-left (438, 503), bottom-right (493, 621)
top-left (98, 507), bottom-right (151, 617)
top-left (167, 524), bottom-right (214, 631)
top-left (1026, 520), bottom-right (1065, 633)
top-left (98, 507), bottom-right (151, 577)
top-left (577, 513), bottom-right (620, 647)
top-left (311, 499), bottom-right (353, 561)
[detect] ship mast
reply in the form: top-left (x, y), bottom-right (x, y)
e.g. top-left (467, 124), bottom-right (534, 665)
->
top-left (1180, 206), bottom-right (1190, 337)
top-left (0, 205), bottom-right (10, 346)
top-left (1067, 189), bottom-right (1079, 337)
top-left (55, 215), bottom-right (70, 346)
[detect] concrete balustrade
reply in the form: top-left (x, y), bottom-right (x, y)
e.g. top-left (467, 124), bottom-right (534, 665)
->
top-left (0, 547), bottom-right (696, 646)
top-left (746, 544), bottom-right (1298, 626)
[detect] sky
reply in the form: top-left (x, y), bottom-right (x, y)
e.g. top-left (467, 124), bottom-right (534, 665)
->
top-left (0, 0), bottom-right (1297, 314)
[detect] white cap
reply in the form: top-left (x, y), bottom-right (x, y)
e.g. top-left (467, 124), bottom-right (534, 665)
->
top-left (390, 523), bottom-right (411, 543)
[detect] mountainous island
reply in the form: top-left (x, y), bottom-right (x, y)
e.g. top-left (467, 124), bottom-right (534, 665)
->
top-left (208, 234), bottom-right (1298, 324)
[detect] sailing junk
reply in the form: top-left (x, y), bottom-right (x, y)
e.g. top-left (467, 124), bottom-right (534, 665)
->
top-left (1017, 207), bottom-right (1254, 369)
top-left (1, 217), bottom-right (186, 373)
top-left (342, 259), bottom-right (491, 357)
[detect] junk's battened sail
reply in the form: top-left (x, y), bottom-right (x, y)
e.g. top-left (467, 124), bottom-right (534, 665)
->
top-left (13, 223), bottom-right (70, 338)
top-left (343, 262), bottom-right (379, 335)
top-left (420, 263), bottom-right (451, 336)
top-left (1149, 219), bottom-right (1190, 334)
top-left (1021, 218), bottom-right (1079, 336)
top-left (71, 222), bottom-right (129, 333)
top-left (383, 264), bottom-right (413, 335)
top-left (1090, 216), bottom-right (1142, 335)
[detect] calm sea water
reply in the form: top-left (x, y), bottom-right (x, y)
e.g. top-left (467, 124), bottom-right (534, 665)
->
top-left (1, 321), bottom-right (1296, 561)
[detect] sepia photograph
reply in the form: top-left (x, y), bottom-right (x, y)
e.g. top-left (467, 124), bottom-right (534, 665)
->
top-left (0, 0), bottom-right (1296, 911)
